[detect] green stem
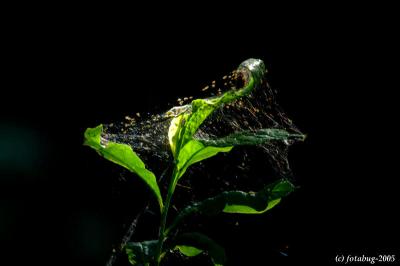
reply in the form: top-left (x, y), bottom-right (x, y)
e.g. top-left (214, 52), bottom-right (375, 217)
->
top-left (155, 167), bottom-right (179, 266)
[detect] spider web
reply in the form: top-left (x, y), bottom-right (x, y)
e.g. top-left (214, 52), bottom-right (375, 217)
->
top-left (101, 60), bottom-right (304, 265)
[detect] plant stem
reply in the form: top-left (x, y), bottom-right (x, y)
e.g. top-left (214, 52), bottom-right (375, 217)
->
top-left (155, 167), bottom-right (179, 266)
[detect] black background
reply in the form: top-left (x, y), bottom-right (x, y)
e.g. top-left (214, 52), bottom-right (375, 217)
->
top-left (1, 6), bottom-right (399, 266)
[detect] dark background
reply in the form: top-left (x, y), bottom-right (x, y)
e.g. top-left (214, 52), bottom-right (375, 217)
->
top-left (1, 6), bottom-right (399, 265)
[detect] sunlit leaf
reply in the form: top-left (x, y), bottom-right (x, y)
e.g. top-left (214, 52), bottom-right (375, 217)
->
top-left (177, 77), bottom-right (256, 151)
top-left (167, 179), bottom-right (295, 233)
top-left (168, 111), bottom-right (188, 158)
top-left (169, 59), bottom-right (264, 156)
top-left (84, 125), bottom-right (163, 210)
top-left (175, 245), bottom-right (203, 257)
top-left (176, 140), bottom-right (233, 180)
top-left (166, 59), bottom-right (267, 186)
top-left (223, 179), bottom-right (295, 214)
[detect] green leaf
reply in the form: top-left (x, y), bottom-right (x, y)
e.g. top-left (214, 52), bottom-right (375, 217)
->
top-left (169, 59), bottom-right (264, 155)
top-left (222, 179), bottom-right (295, 214)
top-left (176, 140), bottom-right (233, 180)
top-left (125, 240), bottom-right (158, 265)
top-left (175, 245), bottom-right (203, 257)
top-left (174, 232), bottom-right (226, 266)
top-left (167, 179), bottom-right (295, 233)
top-left (197, 128), bottom-right (306, 147)
top-left (178, 99), bottom-right (220, 150)
top-left (168, 113), bottom-right (187, 157)
top-left (84, 125), bottom-right (163, 210)
top-left (177, 79), bottom-right (256, 151)
top-left (166, 59), bottom-right (267, 186)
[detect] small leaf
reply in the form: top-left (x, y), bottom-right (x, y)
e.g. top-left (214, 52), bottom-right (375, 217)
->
top-left (84, 125), bottom-right (163, 210)
top-left (167, 179), bottom-right (295, 233)
top-left (174, 232), bottom-right (226, 266)
top-left (176, 140), bottom-right (233, 180)
top-left (175, 245), bottom-right (203, 257)
top-left (168, 111), bottom-right (188, 158)
top-left (125, 240), bottom-right (158, 265)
